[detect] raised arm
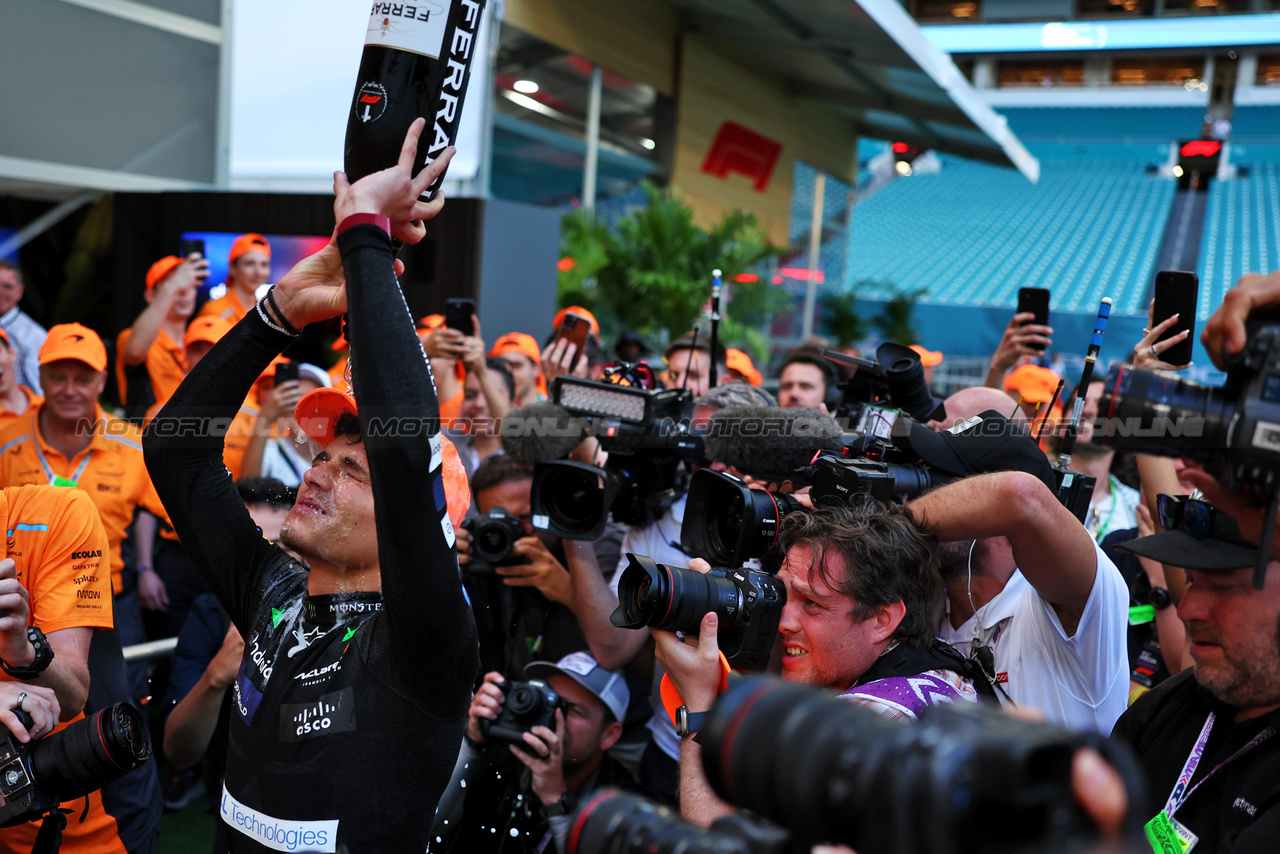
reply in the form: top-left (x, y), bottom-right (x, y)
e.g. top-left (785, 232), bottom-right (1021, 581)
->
top-left (326, 120), bottom-right (478, 702)
top-left (143, 294), bottom-right (297, 630)
top-left (909, 471), bottom-right (1098, 612)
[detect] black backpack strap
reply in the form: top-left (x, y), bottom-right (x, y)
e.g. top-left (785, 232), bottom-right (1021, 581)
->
top-left (856, 639), bottom-right (1000, 704)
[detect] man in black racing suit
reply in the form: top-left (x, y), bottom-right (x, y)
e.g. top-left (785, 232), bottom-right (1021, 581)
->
top-left (144, 121), bottom-right (479, 853)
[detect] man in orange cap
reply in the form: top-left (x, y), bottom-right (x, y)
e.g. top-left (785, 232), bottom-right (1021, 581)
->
top-left (0, 327), bottom-right (40, 430)
top-left (551, 305), bottom-right (600, 337)
top-left (117, 252), bottom-right (209, 419)
top-left (724, 348), bottom-right (762, 387)
top-left (489, 331), bottom-right (545, 406)
top-left (909, 343), bottom-right (943, 387)
top-left (0, 324), bottom-right (173, 699)
top-left (144, 120), bottom-right (478, 852)
top-left (198, 233), bottom-right (272, 324)
top-left (1003, 363), bottom-right (1062, 427)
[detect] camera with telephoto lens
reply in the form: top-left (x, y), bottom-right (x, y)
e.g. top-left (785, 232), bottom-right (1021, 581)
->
top-left (0, 702), bottom-right (152, 829)
top-left (1099, 321), bottom-right (1280, 493)
top-left (479, 680), bottom-right (566, 748)
top-left (806, 433), bottom-right (952, 505)
top-left (532, 372), bottom-right (703, 540)
top-left (461, 508), bottom-right (526, 573)
top-left (609, 553), bottom-right (785, 670)
top-left (681, 469), bottom-right (807, 566)
top-left (568, 789), bottom-right (806, 854)
top-left (822, 342), bottom-right (946, 439)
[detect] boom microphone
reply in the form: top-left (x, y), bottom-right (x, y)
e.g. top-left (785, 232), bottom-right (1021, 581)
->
top-left (500, 401), bottom-right (589, 466)
top-left (704, 405), bottom-right (845, 483)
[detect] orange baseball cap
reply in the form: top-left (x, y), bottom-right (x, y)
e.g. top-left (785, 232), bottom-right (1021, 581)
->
top-left (488, 332), bottom-right (542, 365)
top-left (418, 314), bottom-right (445, 331)
top-left (725, 348), bottom-right (763, 387)
top-left (294, 388), bottom-right (471, 527)
top-left (39, 323), bottom-right (108, 372)
top-left (909, 345), bottom-right (944, 368)
top-left (1004, 364), bottom-right (1063, 404)
top-left (185, 316), bottom-right (233, 348)
top-left (229, 233), bottom-right (271, 265)
top-left (552, 306), bottom-right (599, 336)
top-left (146, 256), bottom-right (184, 292)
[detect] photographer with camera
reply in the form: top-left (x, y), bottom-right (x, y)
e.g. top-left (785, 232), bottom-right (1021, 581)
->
top-left (662, 333), bottom-right (725, 396)
top-left (652, 500), bottom-right (993, 825)
top-left (457, 455), bottom-right (593, 675)
top-left (144, 122), bottom-right (479, 852)
top-left (435, 651), bottom-right (637, 854)
top-left (1109, 498), bottom-right (1280, 853)
top-left (911, 464), bottom-right (1130, 733)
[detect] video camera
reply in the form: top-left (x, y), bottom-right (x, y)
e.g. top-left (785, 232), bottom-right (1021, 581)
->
top-left (0, 702), bottom-right (151, 831)
top-left (569, 677), bottom-right (1144, 854)
top-left (531, 370), bottom-right (703, 540)
top-left (821, 343), bottom-right (946, 439)
top-left (479, 680), bottom-right (565, 749)
top-left (609, 553), bottom-right (784, 671)
top-left (461, 508), bottom-right (525, 573)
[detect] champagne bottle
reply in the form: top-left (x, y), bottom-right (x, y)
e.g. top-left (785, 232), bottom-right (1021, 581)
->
top-left (344, 1), bottom-right (488, 201)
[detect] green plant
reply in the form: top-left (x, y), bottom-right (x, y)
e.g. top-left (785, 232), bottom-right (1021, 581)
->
top-left (818, 289), bottom-right (868, 349)
top-left (557, 182), bottom-right (784, 356)
top-left (871, 285), bottom-right (927, 346)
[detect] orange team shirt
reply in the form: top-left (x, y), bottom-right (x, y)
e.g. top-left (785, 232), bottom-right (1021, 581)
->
top-left (0, 387), bottom-right (42, 433)
top-left (0, 485), bottom-right (123, 854)
top-left (114, 328), bottom-right (187, 409)
top-left (197, 289), bottom-right (255, 324)
top-left (0, 406), bottom-right (171, 595)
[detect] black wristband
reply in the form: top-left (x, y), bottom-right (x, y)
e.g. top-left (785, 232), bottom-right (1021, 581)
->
top-left (0, 626), bottom-right (54, 680)
top-left (265, 287), bottom-right (302, 336)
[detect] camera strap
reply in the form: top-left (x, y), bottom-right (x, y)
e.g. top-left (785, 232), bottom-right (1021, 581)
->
top-left (30, 806), bottom-right (69, 854)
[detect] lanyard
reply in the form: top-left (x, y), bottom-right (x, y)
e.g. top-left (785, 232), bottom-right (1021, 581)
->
top-left (1091, 476), bottom-right (1119, 541)
top-left (1163, 712), bottom-right (1275, 818)
top-left (34, 439), bottom-right (92, 488)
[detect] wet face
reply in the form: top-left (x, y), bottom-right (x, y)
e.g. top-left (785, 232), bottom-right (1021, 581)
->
top-left (776, 544), bottom-right (886, 690)
top-left (281, 437), bottom-right (379, 570)
top-left (477, 478), bottom-right (535, 537)
top-left (39, 360), bottom-right (106, 424)
top-left (0, 268), bottom-right (23, 315)
top-left (1180, 565), bottom-right (1280, 713)
top-left (778, 363), bottom-right (826, 409)
top-left (546, 675), bottom-right (620, 768)
top-left (229, 251), bottom-right (271, 294)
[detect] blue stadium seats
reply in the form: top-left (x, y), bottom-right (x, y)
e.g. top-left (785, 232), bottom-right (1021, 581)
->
top-left (1198, 162), bottom-right (1280, 320)
top-left (998, 106), bottom-right (1204, 143)
top-left (843, 156), bottom-right (1174, 316)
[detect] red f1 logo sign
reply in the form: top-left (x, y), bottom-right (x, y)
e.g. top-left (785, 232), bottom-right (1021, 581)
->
top-left (701, 122), bottom-right (783, 192)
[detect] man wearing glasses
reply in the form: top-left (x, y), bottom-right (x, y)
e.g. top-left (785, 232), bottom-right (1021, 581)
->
top-left (1111, 496), bottom-right (1280, 854)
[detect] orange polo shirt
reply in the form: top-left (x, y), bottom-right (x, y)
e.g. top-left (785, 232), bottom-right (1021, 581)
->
top-left (0, 484), bottom-right (122, 854)
top-left (115, 328), bottom-right (187, 409)
top-left (0, 386), bottom-right (41, 432)
top-left (197, 288), bottom-right (255, 324)
top-left (0, 406), bottom-right (171, 595)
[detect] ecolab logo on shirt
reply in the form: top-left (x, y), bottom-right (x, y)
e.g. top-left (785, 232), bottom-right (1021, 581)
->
top-left (281, 688), bottom-right (356, 742)
top-left (71, 550), bottom-right (102, 560)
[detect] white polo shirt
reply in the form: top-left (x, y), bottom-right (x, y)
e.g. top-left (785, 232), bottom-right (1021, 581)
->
top-left (937, 538), bottom-right (1129, 734)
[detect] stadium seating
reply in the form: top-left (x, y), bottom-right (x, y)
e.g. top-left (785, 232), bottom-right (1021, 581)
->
top-left (1198, 162), bottom-right (1280, 319)
top-left (998, 106), bottom-right (1205, 143)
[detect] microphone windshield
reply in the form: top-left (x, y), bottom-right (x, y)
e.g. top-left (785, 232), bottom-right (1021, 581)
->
top-left (704, 405), bottom-right (844, 482)
top-left (500, 401), bottom-right (589, 466)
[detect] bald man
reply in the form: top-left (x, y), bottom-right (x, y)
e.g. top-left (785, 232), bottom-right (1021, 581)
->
top-left (929, 386), bottom-right (1029, 433)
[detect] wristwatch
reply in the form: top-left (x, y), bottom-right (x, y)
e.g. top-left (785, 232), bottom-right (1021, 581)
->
top-left (0, 627), bottom-right (54, 680)
top-left (1148, 586), bottom-right (1173, 611)
top-left (675, 705), bottom-right (707, 739)
top-left (542, 791), bottom-right (578, 817)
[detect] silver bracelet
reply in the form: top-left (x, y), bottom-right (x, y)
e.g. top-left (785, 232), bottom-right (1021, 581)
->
top-left (256, 298), bottom-right (299, 338)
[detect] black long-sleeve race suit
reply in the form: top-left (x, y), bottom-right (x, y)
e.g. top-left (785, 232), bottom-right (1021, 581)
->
top-left (144, 225), bottom-right (479, 853)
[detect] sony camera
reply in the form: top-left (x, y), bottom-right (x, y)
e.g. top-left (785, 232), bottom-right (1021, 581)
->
top-left (0, 702), bottom-right (152, 829)
top-left (610, 553), bottom-right (785, 671)
top-left (462, 508), bottom-right (526, 573)
top-left (808, 446), bottom-right (951, 506)
top-left (532, 372), bottom-right (703, 540)
top-left (479, 680), bottom-right (566, 748)
top-left (1099, 321), bottom-right (1280, 492)
top-left (571, 677), bottom-right (1144, 854)
top-left (823, 342), bottom-right (946, 438)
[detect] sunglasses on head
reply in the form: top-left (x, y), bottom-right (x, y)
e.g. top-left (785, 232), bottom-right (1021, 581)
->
top-left (1157, 494), bottom-right (1232, 541)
